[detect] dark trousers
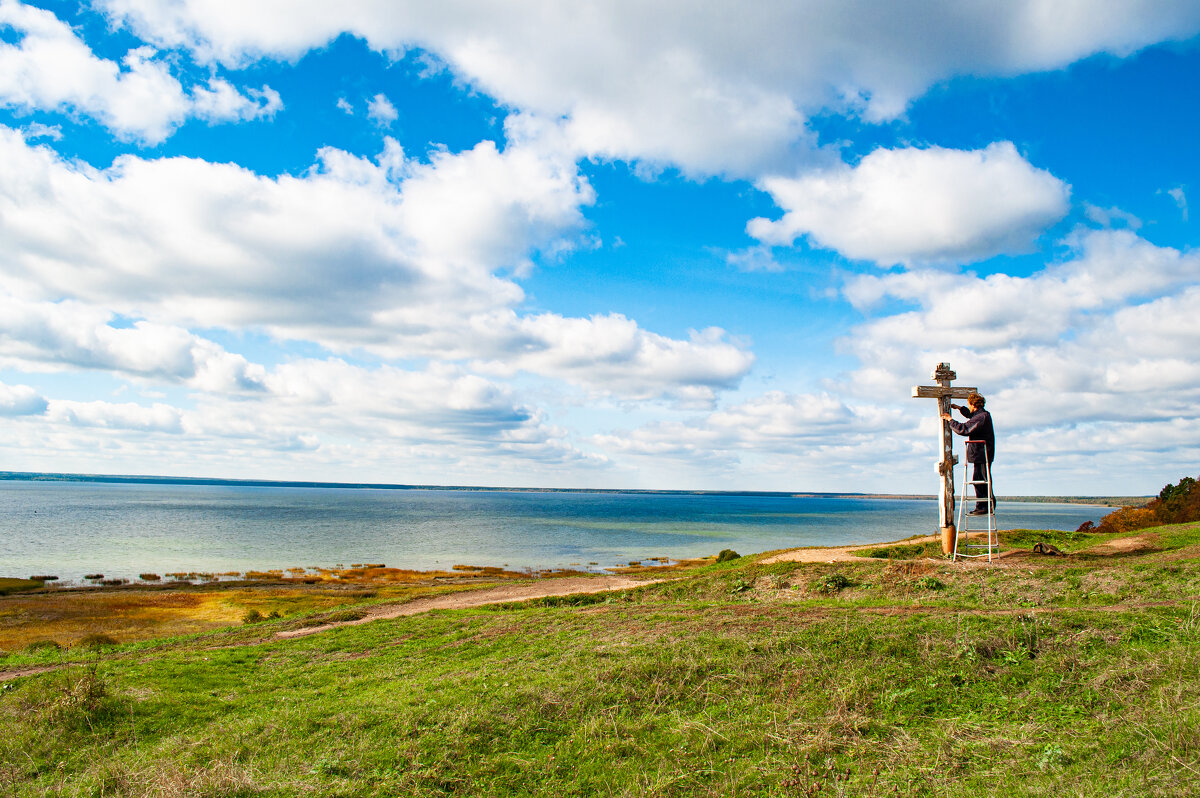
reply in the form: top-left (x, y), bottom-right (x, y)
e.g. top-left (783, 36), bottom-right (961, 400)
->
top-left (971, 460), bottom-right (995, 512)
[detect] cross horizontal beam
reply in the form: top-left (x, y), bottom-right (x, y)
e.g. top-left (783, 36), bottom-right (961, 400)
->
top-left (911, 385), bottom-right (978, 399)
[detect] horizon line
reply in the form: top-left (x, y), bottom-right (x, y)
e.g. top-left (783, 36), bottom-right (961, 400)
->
top-left (0, 470), bottom-right (1144, 501)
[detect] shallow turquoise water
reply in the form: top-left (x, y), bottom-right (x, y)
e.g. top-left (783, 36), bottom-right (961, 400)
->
top-left (0, 481), bottom-right (1110, 582)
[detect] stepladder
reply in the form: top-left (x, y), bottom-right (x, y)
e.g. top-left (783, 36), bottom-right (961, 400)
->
top-left (952, 442), bottom-right (997, 561)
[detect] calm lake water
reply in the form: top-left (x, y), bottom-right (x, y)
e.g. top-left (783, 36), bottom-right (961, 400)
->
top-left (0, 481), bottom-right (1111, 582)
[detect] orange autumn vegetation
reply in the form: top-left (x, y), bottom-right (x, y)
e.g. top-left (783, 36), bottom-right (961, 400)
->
top-left (1093, 475), bottom-right (1200, 534)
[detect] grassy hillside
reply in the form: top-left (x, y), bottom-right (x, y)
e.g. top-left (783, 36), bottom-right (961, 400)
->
top-left (3, 523), bottom-right (1200, 796)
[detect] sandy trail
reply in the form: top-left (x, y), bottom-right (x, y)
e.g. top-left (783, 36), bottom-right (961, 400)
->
top-left (759, 531), bottom-right (1160, 566)
top-left (1079, 533), bottom-right (1158, 555)
top-left (760, 535), bottom-right (939, 564)
top-left (275, 575), bottom-right (657, 639)
top-left (759, 533), bottom-right (1048, 565)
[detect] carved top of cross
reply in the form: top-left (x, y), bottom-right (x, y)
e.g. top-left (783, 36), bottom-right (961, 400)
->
top-left (912, 362), bottom-right (977, 400)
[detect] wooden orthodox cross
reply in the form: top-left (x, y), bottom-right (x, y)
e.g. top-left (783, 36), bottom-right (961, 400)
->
top-left (912, 363), bottom-right (977, 553)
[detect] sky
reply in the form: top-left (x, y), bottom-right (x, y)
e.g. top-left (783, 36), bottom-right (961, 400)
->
top-left (0, 0), bottom-right (1198, 495)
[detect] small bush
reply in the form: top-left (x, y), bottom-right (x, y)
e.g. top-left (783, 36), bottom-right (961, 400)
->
top-left (527, 593), bottom-right (608, 608)
top-left (83, 574), bottom-right (104, 581)
top-left (817, 573), bottom-right (853, 594)
top-left (324, 608), bottom-right (367, 623)
top-left (311, 758), bottom-right (352, 777)
top-left (716, 549), bottom-right (740, 563)
top-left (43, 665), bottom-right (109, 731)
top-left (26, 639), bottom-right (61, 652)
top-left (29, 575), bottom-right (59, 581)
top-left (1037, 743), bottom-right (1069, 771)
top-left (729, 576), bottom-right (754, 594)
top-left (296, 607), bottom-right (368, 627)
top-left (244, 609), bottom-right (285, 625)
top-left (77, 634), bottom-right (119, 649)
top-left (859, 543), bottom-right (927, 559)
top-left (139, 573), bottom-right (161, 581)
top-left (915, 575), bottom-right (945, 591)
top-left (1096, 506), bottom-right (1156, 534)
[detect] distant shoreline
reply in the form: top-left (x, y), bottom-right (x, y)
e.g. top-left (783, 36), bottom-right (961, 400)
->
top-left (0, 470), bottom-right (1139, 506)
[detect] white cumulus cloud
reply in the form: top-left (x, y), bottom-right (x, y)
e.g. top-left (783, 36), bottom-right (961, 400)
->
top-left (190, 78), bottom-right (281, 123)
top-left (94, 0), bottom-right (1200, 174)
top-left (0, 380), bottom-right (47, 416)
top-left (367, 92), bottom-right (397, 126)
top-left (47, 399), bottom-right (184, 433)
top-left (0, 124), bottom-right (751, 401)
top-left (468, 312), bottom-right (754, 405)
top-left (748, 143), bottom-right (1070, 266)
top-left (0, 0), bottom-right (280, 144)
top-left (0, 296), bottom-right (268, 392)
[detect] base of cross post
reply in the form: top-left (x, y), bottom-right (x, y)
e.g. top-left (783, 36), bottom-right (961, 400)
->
top-left (940, 525), bottom-right (956, 556)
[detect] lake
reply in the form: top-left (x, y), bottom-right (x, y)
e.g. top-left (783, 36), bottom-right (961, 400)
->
top-left (0, 480), bottom-right (1111, 582)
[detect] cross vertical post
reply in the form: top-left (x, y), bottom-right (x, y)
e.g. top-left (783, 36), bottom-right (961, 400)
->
top-left (912, 363), bottom-right (977, 554)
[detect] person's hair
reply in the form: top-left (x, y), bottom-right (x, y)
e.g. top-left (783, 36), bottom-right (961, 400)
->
top-left (967, 392), bottom-right (985, 408)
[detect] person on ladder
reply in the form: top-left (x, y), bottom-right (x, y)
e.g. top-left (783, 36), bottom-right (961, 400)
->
top-left (941, 392), bottom-right (995, 515)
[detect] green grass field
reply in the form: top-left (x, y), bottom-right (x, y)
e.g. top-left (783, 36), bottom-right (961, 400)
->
top-left (3, 523), bottom-right (1200, 796)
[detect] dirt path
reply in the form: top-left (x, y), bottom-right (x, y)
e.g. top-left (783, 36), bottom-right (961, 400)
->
top-left (758, 539), bottom-right (934, 565)
top-left (1079, 532), bottom-right (1159, 556)
top-left (763, 535), bottom-right (1065, 566)
top-left (755, 535), bottom-right (1010, 565)
top-left (0, 664), bottom-right (56, 681)
top-left (276, 575), bottom-right (658, 639)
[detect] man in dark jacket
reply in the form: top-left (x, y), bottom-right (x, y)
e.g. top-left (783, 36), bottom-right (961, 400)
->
top-left (942, 392), bottom-right (995, 515)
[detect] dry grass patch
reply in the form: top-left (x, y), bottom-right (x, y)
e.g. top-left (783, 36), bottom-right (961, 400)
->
top-left (82, 756), bottom-right (262, 798)
top-left (0, 584), bottom-right (432, 649)
top-left (0, 591), bottom-right (229, 649)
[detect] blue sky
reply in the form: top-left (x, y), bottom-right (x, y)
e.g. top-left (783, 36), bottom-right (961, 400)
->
top-left (1, 0), bottom-right (1198, 494)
